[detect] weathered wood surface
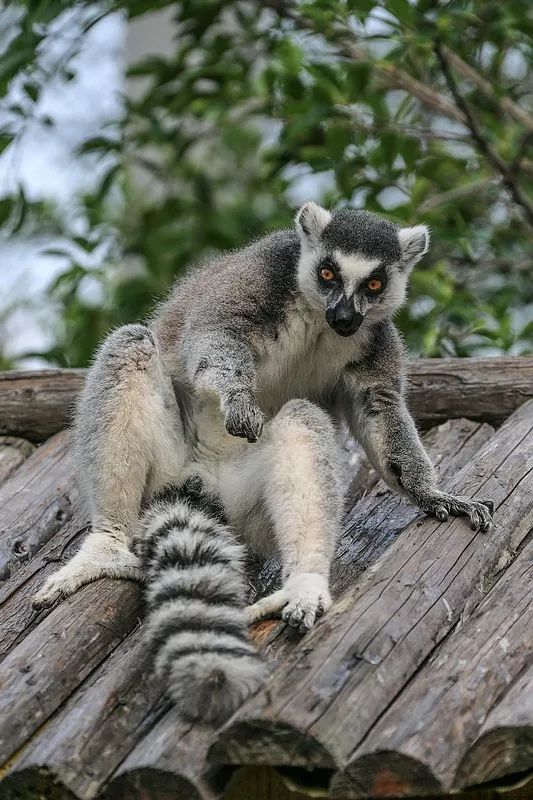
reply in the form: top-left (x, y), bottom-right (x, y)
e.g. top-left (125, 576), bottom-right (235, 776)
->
top-left (0, 377), bottom-right (531, 798)
top-left (1, 420), bottom-right (492, 800)
top-left (0, 508), bottom-right (89, 660)
top-left (0, 579), bottom-right (143, 764)
top-left (210, 400), bottom-right (533, 782)
top-left (249, 419), bottom-right (495, 655)
top-left (0, 368), bottom-right (85, 442)
top-left (3, 626), bottom-right (165, 800)
top-left (0, 431), bottom-right (78, 584)
top-left (0, 433), bottom-right (91, 660)
top-left (455, 663), bottom-right (533, 789)
top-left (104, 710), bottom-right (217, 800)
top-left (330, 533), bottom-right (533, 797)
top-left (0, 436), bottom-right (35, 484)
top-left (406, 356), bottom-right (533, 427)
top-left (1, 358), bottom-right (533, 442)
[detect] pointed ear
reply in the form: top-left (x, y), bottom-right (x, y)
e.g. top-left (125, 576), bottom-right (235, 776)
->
top-left (398, 225), bottom-right (430, 269)
top-left (295, 202), bottom-right (331, 246)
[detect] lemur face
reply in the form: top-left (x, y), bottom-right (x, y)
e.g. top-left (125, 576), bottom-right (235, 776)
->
top-left (295, 202), bottom-right (429, 336)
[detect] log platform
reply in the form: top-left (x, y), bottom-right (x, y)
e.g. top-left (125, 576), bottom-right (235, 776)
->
top-left (0, 359), bottom-right (532, 800)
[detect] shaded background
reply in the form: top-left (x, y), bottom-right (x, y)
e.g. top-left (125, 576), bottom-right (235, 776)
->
top-left (0, 0), bottom-right (531, 369)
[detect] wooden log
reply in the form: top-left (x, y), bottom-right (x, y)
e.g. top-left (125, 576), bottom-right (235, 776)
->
top-left (0, 579), bottom-right (143, 764)
top-left (330, 533), bottom-right (533, 797)
top-left (209, 400), bottom-right (533, 781)
top-left (4, 626), bottom-right (166, 800)
top-left (406, 356), bottom-right (533, 427)
top-left (455, 664), bottom-right (533, 788)
top-left (0, 430), bottom-right (78, 584)
top-left (334, 417), bottom-right (495, 596)
top-left (0, 436), bottom-right (35, 484)
top-left (1, 358), bottom-right (532, 441)
top-left (0, 368), bottom-right (85, 442)
top-left (0, 429), bottom-right (89, 661)
top-left (104, 709), bottom-right (218, 800)
top-left (249, 419), bottom-right (495, 656)
top-left (0, 508), bottom-right (88, 660)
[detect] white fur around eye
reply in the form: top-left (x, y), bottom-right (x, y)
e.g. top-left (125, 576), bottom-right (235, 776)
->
top-left (334, 252), bottom-right (380, 296)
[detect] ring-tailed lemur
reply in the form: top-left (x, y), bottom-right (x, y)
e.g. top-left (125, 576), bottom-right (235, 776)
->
top-left (32, 203), bottom-right (493, 723)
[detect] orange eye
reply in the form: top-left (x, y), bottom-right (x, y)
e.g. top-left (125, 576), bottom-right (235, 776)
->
top-left (368, 278), bottom-right (382, 292)
top-left (320, 267), bottom-right (335, 281)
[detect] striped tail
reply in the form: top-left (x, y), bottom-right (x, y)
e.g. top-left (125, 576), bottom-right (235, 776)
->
top-left (137, 477), bottom-right (267, 724)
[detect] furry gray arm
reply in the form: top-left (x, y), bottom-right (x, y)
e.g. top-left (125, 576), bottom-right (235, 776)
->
top-left (341, 364), bottom-right (493, 532)
top-left (186, 326), bottom-right (264, 442)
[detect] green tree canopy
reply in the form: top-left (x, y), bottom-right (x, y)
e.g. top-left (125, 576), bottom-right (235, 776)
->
top-left (1, 0), bottom-right (532, 366)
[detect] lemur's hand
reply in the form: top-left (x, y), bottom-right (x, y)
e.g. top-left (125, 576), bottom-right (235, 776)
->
top-left (224, 392), bottom-right (264, 443)
top-left (418, 491), bottom-right (494, 533)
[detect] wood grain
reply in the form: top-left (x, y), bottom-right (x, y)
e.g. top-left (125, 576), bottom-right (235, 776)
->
top-left (0, 369), bottom-right (85, 442)
top-left (455, 663), bottom-right (533, 789)
top-left (406, 356), bottom-right (533, 427)
top-left (4, 626), bottom-right (166, 800)
top-left (104, 709), bottom-right (217, 800)
top-left (331, 535), bottom-right (533, 797)
top-left (0, 504), bottom-right (89, 660)
top-left (0, 437), bottom-right (35, 484)
top-left (0, 579), bottom-right (143, 764)
top-left (0, 431), bottom-right (78, 584)
top-left (1, 358), bottom-right (532, 441)
top-left (209, 400), bottom-right (533, 785)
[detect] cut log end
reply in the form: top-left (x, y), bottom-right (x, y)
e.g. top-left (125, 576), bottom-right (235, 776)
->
top-left (455, 726), bottom-right (533, 789)
top-left (104, 767), bottom-right (207, 800)
top-left (0, 769), bottom-right (78, 800)
top-left (330, 751), bottom-right (443, 799)
top-left (208, 719), bottom-right (335, 770)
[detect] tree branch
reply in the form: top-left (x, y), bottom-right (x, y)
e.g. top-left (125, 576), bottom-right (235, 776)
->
top-left (339, 37), bottom-right (467, 125)
top-left (418, 178), bottom-right (496, 212)
top-left (435, 42), bottom-right (533, 227)
top-left (440, 45), bottom-right (533, 134)
top-left (267, 3), bottom-right (468, 125)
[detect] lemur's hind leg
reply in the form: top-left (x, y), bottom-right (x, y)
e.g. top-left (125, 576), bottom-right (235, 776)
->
top-left (245, 399), bottom-right (344, 632)
top-left (32, 325), bottom-right (188, 609)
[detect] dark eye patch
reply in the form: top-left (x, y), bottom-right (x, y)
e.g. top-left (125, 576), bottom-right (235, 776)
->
top-left (317, 256), bottom-right (341, 288)
top-left (360, 269), bottom-right (388, 298)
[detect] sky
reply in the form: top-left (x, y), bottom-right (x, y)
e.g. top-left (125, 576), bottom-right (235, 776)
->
top-left (0, 11), bottom-right (126, 366)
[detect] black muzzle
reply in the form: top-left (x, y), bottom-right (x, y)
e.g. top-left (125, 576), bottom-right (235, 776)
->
top-left (326, 295), bottom-right (364, 337)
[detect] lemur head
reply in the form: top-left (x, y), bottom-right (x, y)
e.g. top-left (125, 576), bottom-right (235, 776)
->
top-left (295, 202), bottom-right (429, 336)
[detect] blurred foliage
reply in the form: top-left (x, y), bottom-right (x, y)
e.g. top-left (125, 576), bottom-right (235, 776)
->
top-left (0, 0), bottom-right (532, 366)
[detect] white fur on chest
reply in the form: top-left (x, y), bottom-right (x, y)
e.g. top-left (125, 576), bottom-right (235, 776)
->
top-left (255, 297), bottom-right (363, 413)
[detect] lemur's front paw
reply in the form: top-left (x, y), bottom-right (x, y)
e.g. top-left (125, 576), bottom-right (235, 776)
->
top-left (224, 394), bottom-right (264, 443)
top-left (420, 492), bottom-right (494, 533)
top-left (247, 573), bottom-right (332, 633)
top-left (32, 548), bottom-right (144, 609)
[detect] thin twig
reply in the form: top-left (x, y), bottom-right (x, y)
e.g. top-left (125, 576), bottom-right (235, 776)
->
top-left (435, 42), bottom-right (533, 227)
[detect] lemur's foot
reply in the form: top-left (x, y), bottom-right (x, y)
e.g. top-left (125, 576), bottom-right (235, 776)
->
top-left (224, 392), bottom-right (264, 443)
top-left (247, 573), bottom-right (332, 633)
top-left (420, 492), bottom-right (494, 532)
top-left (32, 534), bottom-right (143, 609)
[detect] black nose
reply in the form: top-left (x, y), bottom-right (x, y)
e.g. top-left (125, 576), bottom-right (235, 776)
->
top-left (326, 297), bottom-right (364, 336)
